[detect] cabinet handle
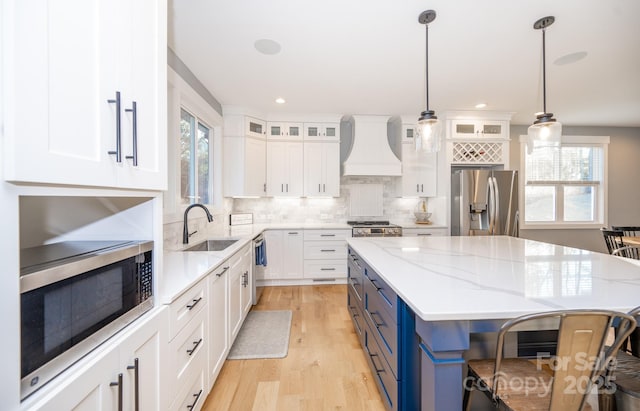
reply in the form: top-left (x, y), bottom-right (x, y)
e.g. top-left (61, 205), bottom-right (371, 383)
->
top-left (187, 389), bottom-right (203, 410)
top-left (421, 184), bottom-right (424, 192)
top-left (243, 271), bottom-right (248, 287)
top-left (369, 278), bottom-right (382, 291)
top-left (288, 232), bottom-right (299, 235)
top-left (369, 311), bottom-right (384, 328)
top-left (416, 184), bottom-right (419, 192)
top-left (186, 297), bottom-right (202, 310)
top-left (417, 233), bottom-right (432, 236)
top-left (321, 268), bottom-right (336, 271)
top-left (286, 183), bottom-right (289, 192)
top-left (125, 101), bottom-right (138, 166)
top-left (264, 183), bottom-right (266, 193)
top-left (110, 373), bottom-right (123, 411)
top-left (320, 249), bottom-right (336, 252)
top-left (370, 353), bottom-right (385, 373)
top-left (323, 183), bottom-right (326, 192)
top-left (216, 266), bottom-right (229, 277)
top-left (187, 338), bottom-right (203, 356)
top-left (107, 91), bottom-right (122, 163)
top-left (126, 358), bottom-right (139, 411)
top-left (281, 184), bottom-right (284, 192)
top-left (319, 183), bottom-right (321, 192)
top-left (320, 234), bottom-right (335, 237)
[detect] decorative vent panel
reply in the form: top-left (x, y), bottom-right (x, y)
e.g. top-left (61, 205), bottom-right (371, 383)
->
top-left (452, 142), bottom-right (503, 164)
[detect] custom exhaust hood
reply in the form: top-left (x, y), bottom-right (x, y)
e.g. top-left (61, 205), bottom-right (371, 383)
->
top-left (342, 115), bottom-right (401, 176)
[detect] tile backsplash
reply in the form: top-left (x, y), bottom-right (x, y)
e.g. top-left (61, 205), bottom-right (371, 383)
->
top-left (232, 176), bottom-right (443, 224)
top-left (163, 177), bottom-right (445, 249)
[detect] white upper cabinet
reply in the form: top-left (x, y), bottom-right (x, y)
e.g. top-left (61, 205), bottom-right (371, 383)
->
top-left (3, 0), bottom-right (167, 190)
top-left (400, 143), bottom-right (437, 197)
top-left (267, 122), bottom-right (303, 140)
top-left (303, 142), bottom-right (340, 197)
top-left (266, 141), bottom-right (303, 196)
top-left (303, 123), bottom-right (340, 141)
top-left (449, 119), bottom-right (507, 140)
top-left (224, 114), bottom-right (267, 197)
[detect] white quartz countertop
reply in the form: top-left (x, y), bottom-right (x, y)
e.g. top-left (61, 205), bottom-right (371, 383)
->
top-left (161, 222), bottom-right (352, 303)
top-left (346, 236), bottom-right (640, 322)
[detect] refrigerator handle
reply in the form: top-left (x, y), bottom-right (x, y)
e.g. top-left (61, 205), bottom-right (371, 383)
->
top-left (492, 177), bottom-right (500, 235)
top-left (487, 177), bottom-right (495, 234)
top-left (513, 210), bottom-right (520, 237)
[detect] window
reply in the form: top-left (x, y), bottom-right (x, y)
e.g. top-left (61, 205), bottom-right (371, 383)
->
top-left (180, 108), bottom-right (212, 204)
top-left (520, 136), bottom-right (609, 228)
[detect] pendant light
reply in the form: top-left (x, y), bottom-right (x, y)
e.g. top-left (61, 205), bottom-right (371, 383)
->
top-left (416, 10), bottom-right (441, 153)
top-left (528, 16), bottom-right (562, 153)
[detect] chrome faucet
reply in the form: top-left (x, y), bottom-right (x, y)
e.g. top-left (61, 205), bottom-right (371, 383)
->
top-left (183, 203), bottom-right (214, 244)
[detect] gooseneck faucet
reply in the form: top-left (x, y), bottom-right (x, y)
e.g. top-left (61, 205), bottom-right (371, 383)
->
top-left (183, 203), bottom-right (214, 244)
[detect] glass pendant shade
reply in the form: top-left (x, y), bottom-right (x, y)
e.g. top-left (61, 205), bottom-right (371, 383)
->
top-left (527, 113), bottom-right (562, 153)
top-left (416, 113), bottom-right (442, 153)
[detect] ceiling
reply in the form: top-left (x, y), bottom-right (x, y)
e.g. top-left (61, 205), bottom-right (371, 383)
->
top-left (168, 0), bottom-right (640, 127)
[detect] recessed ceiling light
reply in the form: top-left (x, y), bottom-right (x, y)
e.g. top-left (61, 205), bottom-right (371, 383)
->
top-left (275, 97), bottom-right (286, 104)
top-left (554, 51), bottom-right (587, 66)
top-left (254, 39), bottom-right (281, 55)
top-left (475, 103), bottom-right (487, 109)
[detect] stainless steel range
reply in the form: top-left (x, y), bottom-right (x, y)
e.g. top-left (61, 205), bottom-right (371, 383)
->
top-left (347, 221), bottom-right (403, 237)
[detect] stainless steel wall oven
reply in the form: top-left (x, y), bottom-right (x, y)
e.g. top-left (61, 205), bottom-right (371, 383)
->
top-left (19, 240), bottom-right (154, 399)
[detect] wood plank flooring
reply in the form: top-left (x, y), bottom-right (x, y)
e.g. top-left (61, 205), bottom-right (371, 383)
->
top-left (202, 285), bottom-right (386, 411)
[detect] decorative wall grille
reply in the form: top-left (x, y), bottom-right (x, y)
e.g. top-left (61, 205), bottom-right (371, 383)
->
top-left (451, 142), bottom-right (503, 164)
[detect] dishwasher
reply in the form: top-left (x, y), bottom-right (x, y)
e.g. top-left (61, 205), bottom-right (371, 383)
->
top-left (252, 234), bottom-right (266, 304)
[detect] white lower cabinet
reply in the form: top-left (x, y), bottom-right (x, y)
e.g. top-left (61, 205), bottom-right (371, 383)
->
top-left (229, 244), bottom-right (252, 341)
top-left (263, 230), bottom-right (304, 280)
top-left (402, 227), bottom-right (448, 237)
top-left (209, 263), bottom-right (229, 386)
top-left (24, 307), bottom-right (169, 411)
top-left (303, 229), bottom-right (351, 280)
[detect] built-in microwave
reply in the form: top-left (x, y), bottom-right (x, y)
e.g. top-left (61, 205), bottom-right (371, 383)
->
top-left (19, 240), bottom-right (154, 400)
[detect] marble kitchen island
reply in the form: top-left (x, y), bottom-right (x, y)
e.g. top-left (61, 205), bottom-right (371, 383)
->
top-left (346, 235), bottom-right (640, 411)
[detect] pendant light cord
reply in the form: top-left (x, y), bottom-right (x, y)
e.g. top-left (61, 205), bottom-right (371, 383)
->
top-left (425, 23), bottom-right (430, 111)
top-left (542, 27), bottom-right (547, 114)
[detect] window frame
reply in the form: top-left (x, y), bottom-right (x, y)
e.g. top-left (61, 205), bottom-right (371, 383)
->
top-left (179, 107), bottom-right (213, 205)
top-left (519, 135), bottom-right (609, 230)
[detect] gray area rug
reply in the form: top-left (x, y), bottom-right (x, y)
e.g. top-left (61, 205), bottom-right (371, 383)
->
top-left (227, 310), bottom-right (292, 360)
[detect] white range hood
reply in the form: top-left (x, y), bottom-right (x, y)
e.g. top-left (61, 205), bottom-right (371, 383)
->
top-left (342, 115), bottom-right (401, 176)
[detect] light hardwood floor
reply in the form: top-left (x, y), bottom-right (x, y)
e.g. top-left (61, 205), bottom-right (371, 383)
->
top-left (202, 285), bottom-right (386, 411)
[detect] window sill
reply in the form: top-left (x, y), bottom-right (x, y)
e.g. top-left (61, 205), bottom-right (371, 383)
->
top-left (520, 222), bottom-right (605, 230)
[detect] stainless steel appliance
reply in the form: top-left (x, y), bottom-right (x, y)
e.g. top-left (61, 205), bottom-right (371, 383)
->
top-left (348, 221), bottom-right (403, 237)
top-left (20, 240), bottom-right (154, 399)
top-left (252, 234), bottom-right (266, 304)
top-left (451, 169), bottom-right (519, 236)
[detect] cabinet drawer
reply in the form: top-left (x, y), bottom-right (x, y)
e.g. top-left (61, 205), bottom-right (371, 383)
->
top-left (303, 259), bottom-right (347, 279)
top-left (170, 365), bottom-right (207, 411)
top-left (348, 249), bottom-right (364, 300)
top-left (403, 228), bottom-right (448, 237)
top-left (348, 285), bottom-right (365, 347)
top-left (364, 328), bottom-right (398, 411)
top-left (365, 277), bottom-right (399, 378)
top-left (364, 266), bottom-right (398, 321)
top-left (169, 306), bottom-right (207, 400)
top-left (303, 241), bottom-right (347, 259)
top-left (169, 278), bottom-right (207, 340)
top-left (304, 229), bottom-right (351, 241)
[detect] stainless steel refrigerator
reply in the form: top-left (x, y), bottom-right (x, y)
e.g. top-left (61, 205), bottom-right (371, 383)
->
top-left (451, 169), bottom-right (519, 236)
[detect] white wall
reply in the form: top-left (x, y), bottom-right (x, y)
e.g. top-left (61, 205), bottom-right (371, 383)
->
top-left (510, 125), bottom-right (640, 252)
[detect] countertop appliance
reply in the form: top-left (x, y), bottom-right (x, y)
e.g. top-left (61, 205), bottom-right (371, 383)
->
top-left (252, 234), bottom-right (266, 304)
top-left (348, 220), bottom-right (403, 237)
top-left (20, 240), bottom-right (154, 399)
top-left (451, 169), bottom-right (519, 236)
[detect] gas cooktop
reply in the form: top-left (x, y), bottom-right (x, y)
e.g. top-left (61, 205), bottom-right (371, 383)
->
top-left (347, 221), bottom-right (402, 237)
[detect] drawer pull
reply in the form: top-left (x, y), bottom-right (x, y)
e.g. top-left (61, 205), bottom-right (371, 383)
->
top-left (320, 249), bottom-right (336, 252)
top-left (369, 311), bottom-right (384, 328)
top-left (186, 338), bottom-right (203, 356)
top-left (187, 389), bottom-right (203, 410)
top-left (288, 232), bottom-right (299, 235)
top-left (186, 297), bottom-right (202, 310)
top-left (320, 234), bottom-right (336, 237)
top-left (369, 278), bottom-right (382, 291)
top-left (370, 353), bottom-right (385, 373)
top-left (110, 373), bottom-right (123, 411)
top-left (320, 268), bottom-right (336, 271)
top-left (215, 266), bottom-right (229, 277)
top-left (417, 233), bottom-right (432, 236)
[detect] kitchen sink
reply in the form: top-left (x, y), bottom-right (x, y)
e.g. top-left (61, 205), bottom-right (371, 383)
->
top-left (183, 239), bottom-right (238, 252)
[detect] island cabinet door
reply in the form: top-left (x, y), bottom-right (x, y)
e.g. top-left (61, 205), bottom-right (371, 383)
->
top-left (364, 328), bottom-right (398, 411)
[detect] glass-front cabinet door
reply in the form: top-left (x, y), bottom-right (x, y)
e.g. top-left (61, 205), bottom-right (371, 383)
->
top-left (450, 119), bottom-right (506, 139)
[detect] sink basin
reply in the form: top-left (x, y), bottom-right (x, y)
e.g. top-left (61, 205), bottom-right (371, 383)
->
top-left (183, 239), bottom-right (238, 252)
